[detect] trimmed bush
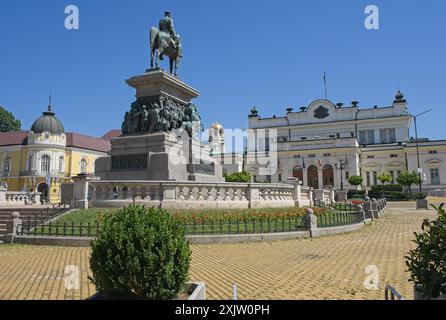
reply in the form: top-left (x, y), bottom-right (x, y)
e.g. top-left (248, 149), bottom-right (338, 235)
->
top-left (406, 204), bottom-right (446, 299)
top-left (224, 170), bottom-right (251, 183)
top-left (371, 185), bottom-right (403, 192)
top-left (89, 206), bottom-right (191, 300)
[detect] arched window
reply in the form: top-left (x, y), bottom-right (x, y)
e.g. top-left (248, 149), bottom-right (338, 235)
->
top-left (80, 158), bottom-right (87, 173)
top-left (3, 155), bottom-right (11, 173)
top-left (292, 166), bottom-right (303, 181)
top-left (27, 155), bottom-right (33, 171)
top-left (59, 156), bottom-right (64, 173)
top-left (41, 155), bottom-right (51, 173)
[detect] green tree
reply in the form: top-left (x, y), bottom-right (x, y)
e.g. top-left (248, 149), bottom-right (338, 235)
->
top-left (396, 171), bottom-right (420, 195)
top-left (0, 106), bottom-right (21, 132)
top-left (377, 172), bottom-right (393, 185)
top-left (348, 175), bottom-right (363, 187)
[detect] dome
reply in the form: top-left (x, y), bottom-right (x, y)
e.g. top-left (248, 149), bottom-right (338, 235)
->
top-left (31, 104), bottom-right (65, 135)
top-left (211, 123), bottom-right (223, 130)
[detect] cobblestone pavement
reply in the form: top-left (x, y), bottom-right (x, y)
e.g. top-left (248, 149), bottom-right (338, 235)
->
top-left (0, 208), bottom-right (438, 300)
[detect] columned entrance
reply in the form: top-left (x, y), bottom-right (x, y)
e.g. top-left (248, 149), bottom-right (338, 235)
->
top-left (322, 164), bottom-right (334, 187)
top-left (307, 165), bottom-right (319, 189)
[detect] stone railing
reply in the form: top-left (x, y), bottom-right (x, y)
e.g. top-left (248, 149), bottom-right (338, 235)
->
top-left (86, 181), bottom-right (295, 209)
top-left (0, 189), bottom-right (41, 206)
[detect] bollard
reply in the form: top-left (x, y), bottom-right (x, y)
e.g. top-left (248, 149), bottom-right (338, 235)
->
top-left (304, 208), bottom-right (319, 238)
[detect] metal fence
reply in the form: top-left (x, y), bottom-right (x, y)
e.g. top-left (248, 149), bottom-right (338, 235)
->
top-left (182, 216), bottom-right (305, 235)
top-left (318, 211), bottom-right (363, 228)
top-left (18, 219), bottom-right (101, 237)
top-left (16, 207), bottom-right (363, 237)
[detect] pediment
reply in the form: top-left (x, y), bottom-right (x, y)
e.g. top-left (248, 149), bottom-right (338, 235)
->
top-left (362, 161), bottom-right (381, 169)
top-left (384, 161), bottom-right (405, 168)
top-left (425, 158), bottom-right (442, 167)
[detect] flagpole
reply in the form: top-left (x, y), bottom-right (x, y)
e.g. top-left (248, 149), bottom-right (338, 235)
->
top-left (323, 72), bottom-right (328, 99)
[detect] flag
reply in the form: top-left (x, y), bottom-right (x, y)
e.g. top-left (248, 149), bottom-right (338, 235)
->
top-left (318, 159), bottom-right (323, 167)
top-left (301, 155), bottom-right (306, 169)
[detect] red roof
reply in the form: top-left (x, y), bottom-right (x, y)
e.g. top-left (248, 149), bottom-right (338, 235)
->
top-left (0, 130), bottom-right (110, 153)
top-left (101, 129), bottom-right (122, 140)
top-left (66, 133), bottom-right (110, 153)
top-left (0, 131), bottom-right (29, 146)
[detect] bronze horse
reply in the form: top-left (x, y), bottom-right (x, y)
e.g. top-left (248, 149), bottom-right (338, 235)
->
top-left (150, 27), bottom-right (182, 76)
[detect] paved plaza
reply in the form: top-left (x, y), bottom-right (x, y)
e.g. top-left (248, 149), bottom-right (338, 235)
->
top-left (0, 207), bottom-right (438, 300)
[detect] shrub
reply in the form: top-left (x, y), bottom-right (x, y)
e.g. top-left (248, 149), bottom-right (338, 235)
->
top-left (348, 175), bottom-right (363, 187)
top-left (224, 170), bottom-right (251, 183)
top-left (347, 190), bottom-right (366, 199)
top-left (406, 204), bottom-right (446, 299)
top-left (89, 206), bottom-right (191, 300)
top-left (416, 192), bottom-right (428, 200)
top-left (377, 172), bottom-right (393, 185)
top-left (371, 185), bottom-right (403, 192)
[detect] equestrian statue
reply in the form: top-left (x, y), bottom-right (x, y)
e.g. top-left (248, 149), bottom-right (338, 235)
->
top-left (150, 11), bottom-right (183, 76)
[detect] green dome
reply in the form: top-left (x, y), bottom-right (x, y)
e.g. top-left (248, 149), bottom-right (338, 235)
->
top-left (31, 106), bottom-right (65, 134)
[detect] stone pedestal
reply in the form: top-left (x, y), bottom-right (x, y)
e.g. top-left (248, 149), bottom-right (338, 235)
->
top-left (72, 174), bottom-right (99, 209)
top-left (95, 69), bottom-right (224, 183)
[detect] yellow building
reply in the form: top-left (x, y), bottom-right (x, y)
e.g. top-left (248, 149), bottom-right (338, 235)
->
top-left (0, 103), bottom-right (112, 204)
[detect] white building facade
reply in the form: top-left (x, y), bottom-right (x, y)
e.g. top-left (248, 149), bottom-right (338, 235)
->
top-left (246, 91), bottom-right (446, 195)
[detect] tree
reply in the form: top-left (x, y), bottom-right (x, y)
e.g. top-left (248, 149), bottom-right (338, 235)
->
top-left (396, 171), bottom-right (420, 195)
top-left (377, 172), bottom-right (392, 185)
top-left (348, 175), bottom-right (363, 187)
top-left (0, 106), bottom-right (21, 132)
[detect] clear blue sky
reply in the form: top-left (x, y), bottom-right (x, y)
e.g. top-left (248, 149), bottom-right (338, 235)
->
top-left (1, 0), bottom-right (445, 140)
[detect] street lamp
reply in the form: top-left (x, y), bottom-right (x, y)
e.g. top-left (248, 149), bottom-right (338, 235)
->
top-left (405, 109), bottom-right (433, 193)
top-left (335, 158), bottom-right (347, 191)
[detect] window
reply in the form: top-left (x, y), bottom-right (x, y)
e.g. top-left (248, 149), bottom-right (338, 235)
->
top-left (366, 172), bottom-right (371, 186)
top-left (3, 155), bottom-right (11, 173)
top-left (27, 155), bottom-right (33, 171)
top-left (308, 154), bottom-right (316, 158)
top-left (390, 154), bottom-right (398, 158)
top-left (380, 129), bottom-right (396, 144)
top-left (41, 155), bottom-right (51, 173)
top-left (323, 153), bottom-right (331, 157)
top-left (300, 137), bottom-right (307, 140)
top-left (345, 171), bottom-right (350, 180)
top-left (80, 158), bottom-right (87, 173)
top-left (367, 155), bottom-right (374, 159)
top-left (293, 155), bottom-right (301, 159)
top-left (430, 168), bottom-right (440, 184)
top-left (278, 174), bottom-right (282, 182)
top-left (373, 171), bottom-right (378, 185)
top-left (359, 130), bottom-right (375, 144)
top-left (389, 171), bottom-right (395, 184)
top-left (429, 150), bottom-right (438, 154)
top-left (59, 156), bottom-right (64, 173)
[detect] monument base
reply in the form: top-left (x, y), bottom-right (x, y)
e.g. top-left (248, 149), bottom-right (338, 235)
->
top-left (95, 131), bottom-right (224, 182)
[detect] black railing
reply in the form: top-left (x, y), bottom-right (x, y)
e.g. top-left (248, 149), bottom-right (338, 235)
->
top-left (182, 216), bottom-right (304, 235)
top-left (317, 211), bottom-right (363, 228)
top-left (18, 219), bottom-right (101, 237)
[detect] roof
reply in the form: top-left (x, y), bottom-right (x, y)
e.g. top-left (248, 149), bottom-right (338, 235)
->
top-left (101, 129), bottom-right (122, 140)
top-left (0, 131), bottom-right (28, 147)
top-left (0, 131), bottom-right (110, 153)
top-left (66, 133), bottom-right (111, 153)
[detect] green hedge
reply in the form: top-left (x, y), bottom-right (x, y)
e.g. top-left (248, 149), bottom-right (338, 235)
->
top-left (371, 185), bottom-right (403, 192)
top-left (348, 190), bottom-right (427, 201)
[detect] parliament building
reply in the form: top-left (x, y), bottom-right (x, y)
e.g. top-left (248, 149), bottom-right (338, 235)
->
top-left (245, 91), bottom-right (446, 195)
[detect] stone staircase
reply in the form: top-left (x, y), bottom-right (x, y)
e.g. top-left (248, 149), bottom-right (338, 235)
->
top-left (0, 207), bottom-right (66, 241)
